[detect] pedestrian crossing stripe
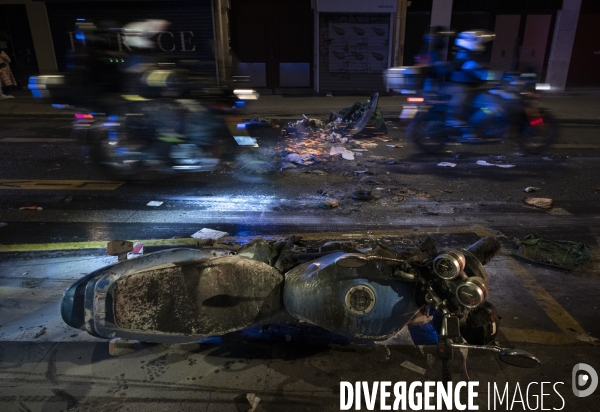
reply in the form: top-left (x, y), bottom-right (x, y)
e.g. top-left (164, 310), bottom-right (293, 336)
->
top-left (0, 180), bottom-right (125, 190)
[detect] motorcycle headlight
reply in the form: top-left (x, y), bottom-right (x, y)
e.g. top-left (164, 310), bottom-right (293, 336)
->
top-left (455, 276), bottom-right (487, 308)
top-left (433, 250), bottom-right (466, 280)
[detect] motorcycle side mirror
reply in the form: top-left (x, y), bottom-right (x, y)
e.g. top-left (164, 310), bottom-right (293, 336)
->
top-left (335, 254), bottom-right (369, 268)
top-left (498, 349), bottom-right (540, 368)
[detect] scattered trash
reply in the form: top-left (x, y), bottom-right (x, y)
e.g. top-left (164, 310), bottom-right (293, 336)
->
top-left (65, 196), bottom-right (73, 203)
top-left (305, 169), bottom-right (326, 175)
top-left (146, 201), bottom-right (163, 207)
top-left (437, 162), bottom-right (457, 167)
top-left (400, 360), bottom-right (426, 375)
top-left (386, 144), bottom-right (403, 148)
top-left (282, 92), bottom-right (387, 140)
top-left (284, 152), bottom-right (318, 165)
top-left (21, 271), bottom-right (28, 276)
top-left (109, 338), bottom-right (137, 356)
top-left (320, 198), bottom-right (340, 209)
top-left (385, 159), bottom-right (398, 165)
top-left (542, 157), bottom-right (552, 161)
top-left (523, 197), bottom-right (553, 210)
top-left (352, 190), bottom-right (374, 201)
top-left (361, 142), bottom-right (378, 148)
top-left (246, 393), bottom-right (261, 412)
top-left (575, 333), bottom-right (600, 347)
top-left (127, 242), bottom-right (144, 258)
top-left (0, 222), bottom-right (7, 228)
top-left (34, 327), bottom-right (47, 339)
top-left (329, 146), bottom-right (355, 160)
top-left (353, 169), bottom-right (368, 174)
top-left (523, 187), bottom-right (540, 193)
top-left (517, 234), bottom-right (590, 270)
top-left (476, 160), bottom-right (515, 168)
top-left (21, 278), bottom-right (46, 288)
top-left (233, 136), bottom-right (259, 147)
top-left (191, 228), bottom-right (229, 240)
top-left (19, 206), bottom-right (43, 210)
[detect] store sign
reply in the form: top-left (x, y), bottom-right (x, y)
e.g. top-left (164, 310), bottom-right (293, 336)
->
top-left (66, 31), bottom-right (198, 52)
top-left (316, 0), bottom-right (397, 13)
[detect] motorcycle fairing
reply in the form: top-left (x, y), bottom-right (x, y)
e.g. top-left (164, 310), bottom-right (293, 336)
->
top-left (283, 252), bottom-right (419, 341)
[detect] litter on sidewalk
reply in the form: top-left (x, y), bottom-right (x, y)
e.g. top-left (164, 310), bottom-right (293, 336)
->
top-left (191, 228), bottom-right (229, 240)
top-left (476, 160), bottom-right (515, 168)
top-left (523, 187), bottom-right (540, 193)
top-left (517, 234), bottom-right (590, 270)
top-left (437, 162), bottom-right (456, 167)
top-left (320, 198), bottom-right (340, 209)
top-left (146, 201), bottom-right (163, 207)
top-left (575, 332), bottom-right (600, 347)
top-left (523, 197), bottom-right (553, 209)
top-left (400, 360), bottom-right (426, 375)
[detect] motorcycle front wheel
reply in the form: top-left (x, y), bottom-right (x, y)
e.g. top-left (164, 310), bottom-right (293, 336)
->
top-left (517, 111), bottom-right (557, 154)
top-left (407, 112), bottom-right (448, 154)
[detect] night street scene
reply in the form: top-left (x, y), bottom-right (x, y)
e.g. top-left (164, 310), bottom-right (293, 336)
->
top-left (1, 0), bottom-right (600, 411)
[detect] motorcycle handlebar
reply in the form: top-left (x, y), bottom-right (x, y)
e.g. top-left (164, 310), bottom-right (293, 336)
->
top-left (465, 236), bottom-right (501, 265)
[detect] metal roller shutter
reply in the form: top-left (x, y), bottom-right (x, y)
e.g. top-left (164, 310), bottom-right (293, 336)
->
top-left (45, 0), bottom-right (216, 76)
top-left (318, 13), bottom-right (390, 94)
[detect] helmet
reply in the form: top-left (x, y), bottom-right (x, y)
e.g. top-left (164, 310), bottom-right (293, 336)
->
top-left (122, 19), bottom-right (170, 49)
top-left (455, 30), bottom-right (495, 51)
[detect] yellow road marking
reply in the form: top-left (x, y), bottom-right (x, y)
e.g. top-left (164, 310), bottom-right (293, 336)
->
top-left (0, 180), bottom-right (125, 190)
top-left (0, 238), bottom-right (200, 252)
top-left (503, 257), bottom-right (586, 342)
top-left (501, 327), bottom-right (575, 345)
top-left (0, 226), bottom-right (493, 253)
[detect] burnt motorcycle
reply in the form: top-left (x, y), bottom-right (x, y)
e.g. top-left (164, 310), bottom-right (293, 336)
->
top-left (61, 234), bottom-right (539, 376)
top-left (386, 68), bottom-right (557, 154)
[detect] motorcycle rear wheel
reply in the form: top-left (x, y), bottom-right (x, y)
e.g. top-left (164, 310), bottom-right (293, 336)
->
top-left (88, 125), bottom-right (165, 181)
top-left (407, 112), bottom-right (448, 153)
top-left (517, 111), bottom-right (557, 154)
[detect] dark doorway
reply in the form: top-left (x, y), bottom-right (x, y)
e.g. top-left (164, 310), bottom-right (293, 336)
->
top-left (229, 0), bottom-right (313, 93)
top-left (0, 4), bottom-right (39, 87)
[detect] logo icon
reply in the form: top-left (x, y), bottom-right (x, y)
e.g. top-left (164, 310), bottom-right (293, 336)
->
top-left (572, 363), bottom-right (598, 397)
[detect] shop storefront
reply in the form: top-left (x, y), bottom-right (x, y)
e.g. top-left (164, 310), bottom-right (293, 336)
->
top-left (43, 0), bottom-right (217, 77)
top-left (314, 0), bottom-right (397, 94)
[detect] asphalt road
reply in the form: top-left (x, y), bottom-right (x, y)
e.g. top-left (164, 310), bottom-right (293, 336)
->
top-left (0, 117), bottom-right (599, 411)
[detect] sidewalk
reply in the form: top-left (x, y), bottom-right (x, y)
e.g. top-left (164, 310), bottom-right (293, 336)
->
top-left (2, 88), bottom-right (600, 124)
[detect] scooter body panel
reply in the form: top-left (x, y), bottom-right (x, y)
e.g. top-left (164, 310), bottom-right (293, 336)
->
top-left (283, 252), bottom-right (419, 341)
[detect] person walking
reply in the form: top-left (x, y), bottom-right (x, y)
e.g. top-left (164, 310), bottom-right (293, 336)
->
top-left (0, 49), bottom-right (16, 99)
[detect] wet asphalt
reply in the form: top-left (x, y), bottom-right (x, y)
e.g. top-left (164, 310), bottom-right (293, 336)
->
top-left (0, 117), bottom-right (599, 411)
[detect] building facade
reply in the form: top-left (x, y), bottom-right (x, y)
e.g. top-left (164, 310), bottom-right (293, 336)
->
top-left (0, 0), bottom-right (596, 93)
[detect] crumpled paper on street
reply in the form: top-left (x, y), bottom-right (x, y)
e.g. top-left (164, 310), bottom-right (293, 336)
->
top-left (191, 228), bottom-right (229, 240)
top-left (283, 152), bottom-right (318, 165)
top-left (477, 160), bottom-right (515, 168)
top-left (330, 145), bottom-right (355, 160)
